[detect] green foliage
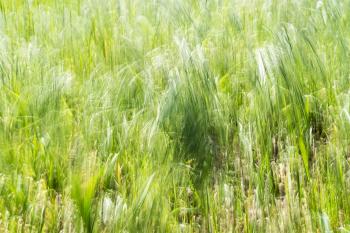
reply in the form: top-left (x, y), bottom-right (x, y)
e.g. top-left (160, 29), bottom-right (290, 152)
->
top-left (1, 0), bottom-right (350, 232)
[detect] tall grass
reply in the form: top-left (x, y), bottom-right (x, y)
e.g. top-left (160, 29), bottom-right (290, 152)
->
top-left (1, 0), bottom-right (350, 232)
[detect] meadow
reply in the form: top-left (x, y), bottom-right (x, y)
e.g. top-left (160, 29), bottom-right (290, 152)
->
top-left (0, 0), bottom-right (350, 232)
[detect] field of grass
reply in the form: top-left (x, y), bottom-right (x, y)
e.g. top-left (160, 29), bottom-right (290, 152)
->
top-left (1, 0), bottom-right (350, 232)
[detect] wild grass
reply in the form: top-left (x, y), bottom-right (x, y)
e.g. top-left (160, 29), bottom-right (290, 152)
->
top-left (0, 0), bottom-right (350, 232)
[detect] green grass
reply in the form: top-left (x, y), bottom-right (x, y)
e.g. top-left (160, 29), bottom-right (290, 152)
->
top-left (1, 0), bottom-right (350, 232)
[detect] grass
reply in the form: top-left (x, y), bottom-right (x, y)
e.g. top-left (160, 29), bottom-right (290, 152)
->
top-left (0, 0), bottom-right (350, 232)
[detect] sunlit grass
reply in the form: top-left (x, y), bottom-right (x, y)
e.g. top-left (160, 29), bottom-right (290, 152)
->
top-left (1, 0), bottom-right (350, 232)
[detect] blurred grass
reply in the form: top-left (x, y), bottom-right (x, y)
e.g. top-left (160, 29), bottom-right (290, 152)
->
top-left (1, 0), bottom-right (350, 232)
